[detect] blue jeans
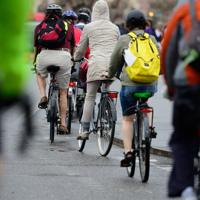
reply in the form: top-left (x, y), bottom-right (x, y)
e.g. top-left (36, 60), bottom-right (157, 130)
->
top-left (120, 84), bottom-right (157, 116)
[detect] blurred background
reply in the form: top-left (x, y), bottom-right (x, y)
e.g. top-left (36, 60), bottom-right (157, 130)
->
top-left (27, 0), bottom-right (177, 51)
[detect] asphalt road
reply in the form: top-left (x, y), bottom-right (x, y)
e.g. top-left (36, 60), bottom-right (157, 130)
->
top-left (0, 104), bottom-right (177, 200)
top-left (0, 75), bottom-right (176, 200)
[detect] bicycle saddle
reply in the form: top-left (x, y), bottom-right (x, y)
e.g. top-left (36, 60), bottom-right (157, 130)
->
top-left (47, 65), bottom-right (60, 73)
top-left (133, 92), bottom-right (152, 99)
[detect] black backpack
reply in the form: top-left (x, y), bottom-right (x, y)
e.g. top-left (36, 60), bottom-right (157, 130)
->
top-left (37, 16), bottom-right (67, 49)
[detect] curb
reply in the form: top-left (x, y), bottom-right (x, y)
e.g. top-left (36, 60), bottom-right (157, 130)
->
top-left (113, 137), bottom-right (171, 158)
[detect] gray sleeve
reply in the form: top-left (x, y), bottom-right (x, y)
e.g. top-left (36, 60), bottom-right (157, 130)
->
top-left (150, 35), bottom-right (160, 52)
top-left (109, 36), bottom-right (129, 77)
top-left (74, 26), bottom-right (89, 60)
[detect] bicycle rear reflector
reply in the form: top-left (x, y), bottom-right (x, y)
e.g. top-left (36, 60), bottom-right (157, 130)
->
top-left (108, 92), bottom-right (118, 99)
top-left (69, 82), bottom-right (77, 87)
top-left (141, 108), bottom-right (152, 113)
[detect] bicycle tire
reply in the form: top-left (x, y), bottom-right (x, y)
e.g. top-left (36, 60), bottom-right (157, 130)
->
top-left (76, 96), bottom-right (84, 122)
top-left (78, 123), bottom-right (86, 152)
top-left (77, 109), bottom-right (86, 152)
top-left (97, 97), bottom-right (116, 157)
top-left (138, 113), bottom-right (150, 183)
top-left (67, 95), bottom-right (72, 134)
top-left (126, 121), bottom-right (137, 178)
top-left (49, 91), bottom-right (58, 143)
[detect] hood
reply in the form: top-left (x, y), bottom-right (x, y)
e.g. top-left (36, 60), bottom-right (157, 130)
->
top-left (91, 0), bottom-right (110, 22)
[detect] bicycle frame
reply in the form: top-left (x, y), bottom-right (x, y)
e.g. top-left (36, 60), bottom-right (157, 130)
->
top-left (46, 73), bottom-right (59, 122)
top-left (68, 81), bottom-right (78, 113)
top-left (90, 82), bottom-right (118, 134)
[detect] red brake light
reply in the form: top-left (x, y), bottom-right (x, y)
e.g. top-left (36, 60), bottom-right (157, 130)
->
top-left (69, 82), bottom-right (77, 87)
top-left (141, 108), bottom-right (152, 113)
top-left (108, 92), bottom-right (118, 99)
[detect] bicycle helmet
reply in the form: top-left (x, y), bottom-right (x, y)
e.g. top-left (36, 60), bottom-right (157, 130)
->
top-left (126, 9), bottom-right (146, 30)
top-left (46, 4), bottom-right (62, 16)
top-left (63, 10), bottom-right (78, 20)
top-left (77, 7), bottom-right (91, 23)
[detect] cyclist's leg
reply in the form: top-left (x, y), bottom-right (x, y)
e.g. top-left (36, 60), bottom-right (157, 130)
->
top-left (168, 86), bottom-right (200, 198)
top-left (56, 51), bottom-right (72, 134)
top-left (122, 115), bottom-right (134, 153)
top-left (36, 51), bottom-right (49, 108)
top-left (120, 86), bottom-right (137, 166)
top-left (77, 81), bottom-right (101, 139)
top-left (59, 89), bottom-right (68, 126)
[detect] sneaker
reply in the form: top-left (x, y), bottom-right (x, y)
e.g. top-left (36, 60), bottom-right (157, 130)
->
top-left (120, 151), bottom-right (134, 167)
top-left (181, 187), bottom-right (197, 200)
top-left (77, 132), bottom-right (89, 140)
top-left (38, 96), bottom-right (48, 109)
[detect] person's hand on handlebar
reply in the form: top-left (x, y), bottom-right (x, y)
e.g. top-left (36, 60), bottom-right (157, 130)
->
top-left (101, 71), bottom-right (111, 79)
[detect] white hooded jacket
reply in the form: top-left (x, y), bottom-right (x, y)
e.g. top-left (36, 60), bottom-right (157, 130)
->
top-left (74, 0), bottom-right (120, 82)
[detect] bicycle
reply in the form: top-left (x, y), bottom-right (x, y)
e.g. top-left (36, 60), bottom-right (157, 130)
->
top-left (78, 81), bottom-right (118, 156)
top-left (46, 65), bottom-right (60, 143)
top-left (67, 80), bottom-right (77, 134)
top-left (125, 91), bottom-right (157, 183)
top-left (67, 60), bottom-right (86, 133)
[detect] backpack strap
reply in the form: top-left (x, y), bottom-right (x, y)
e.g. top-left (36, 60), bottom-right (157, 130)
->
top-left (128, 32), bottom-right (150, 39)
top-left (128, 32), bottom-right (137, 39)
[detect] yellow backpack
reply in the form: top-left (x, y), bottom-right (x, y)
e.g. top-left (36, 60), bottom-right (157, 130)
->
top-left (124, 32), bottom-right (160, 84)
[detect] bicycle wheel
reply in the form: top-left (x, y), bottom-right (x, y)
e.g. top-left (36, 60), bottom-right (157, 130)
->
top-left (49, 91), bottom-right (58, 143)
top-left (126, 120), bottom-right (137, 178)
top-left (138, 113), bottom-right (150, 183)
top-left (97, 97), bottom-right (116, 156)
top-left (67, 95), bottom-right (72, 134)
top-left (77, 109), bottom-right (86, 152)
top-left (76, 95), bottom-right (85, 122)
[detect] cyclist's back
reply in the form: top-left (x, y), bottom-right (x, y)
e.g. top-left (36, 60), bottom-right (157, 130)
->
top-left (162, 0), bottom-right (200, 199)
top-left (34, 4), bottom-right (75, 134)
top-left (74, 0), bottom-right (119, 140)
top-left (108, 9), bottom-right (159, 167)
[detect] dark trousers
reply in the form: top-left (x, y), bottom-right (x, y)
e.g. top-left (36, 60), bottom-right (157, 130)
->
top-left (168, 85), bottom-right (200, 197)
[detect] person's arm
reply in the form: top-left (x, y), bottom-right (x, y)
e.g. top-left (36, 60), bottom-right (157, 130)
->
top-left (33, 26), bottom-right (40, 69)
top-left (74, 26), bottom-right (89, 60)
top-left (109, 36), bottom-right (126, 78)
top-left (70, 25), bottom-right (75, 56)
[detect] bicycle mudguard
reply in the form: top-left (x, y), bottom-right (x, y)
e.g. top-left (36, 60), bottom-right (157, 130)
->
top-left (107, 97), bottom-right (117, 121)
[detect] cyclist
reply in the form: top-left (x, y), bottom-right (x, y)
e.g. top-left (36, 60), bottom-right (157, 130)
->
top-left (62, 10), bottom-right (82, 48)
top-left (162, 0), bottom-right (200, 199)
top-left (0, 0), bottom-right (32, 153)
top-left (34, 4), bottom-right (75, 134)
top-left (108, 10), bottom-right (159, 167)
top-left (75, 7), bottom-right (91, 30)
top-left (62, 9), bottom-right (90, 86)
top-left (74, 0), bottom-right (120, 140)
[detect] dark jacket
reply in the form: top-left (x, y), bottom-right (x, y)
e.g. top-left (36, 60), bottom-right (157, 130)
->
top-left (161, 0), bottom-right (200, 96)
